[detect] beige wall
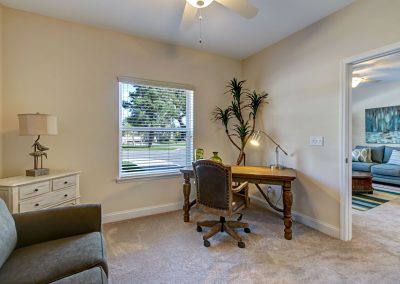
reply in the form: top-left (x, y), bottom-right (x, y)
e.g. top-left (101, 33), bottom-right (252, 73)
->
top-left (2, 0), bottom-right (400, 233)
top-left (1, 8), bottom-right (241, 214)
top-left (0, 5), bottom-right (3, 178)
top-left (243, 0), bottom-right (400, 229)
top-left (353, 81), bottom-right (400, 147)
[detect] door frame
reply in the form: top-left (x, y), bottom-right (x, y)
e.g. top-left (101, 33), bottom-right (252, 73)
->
top-left (339, 41), bottom-right (400, 241)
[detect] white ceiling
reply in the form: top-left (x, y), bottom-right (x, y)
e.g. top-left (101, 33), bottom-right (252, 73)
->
top-left (0, 0), bottom-right (353, 59)
top-left (353, 52), bottom-right (400, 87)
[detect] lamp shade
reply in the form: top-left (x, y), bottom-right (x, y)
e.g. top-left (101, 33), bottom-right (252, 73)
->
top-left (18, 113), bottom-right (58, 136)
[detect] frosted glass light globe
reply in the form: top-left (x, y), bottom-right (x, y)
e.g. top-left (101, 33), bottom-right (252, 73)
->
top-left (186, 0), bottom-right (214, 8)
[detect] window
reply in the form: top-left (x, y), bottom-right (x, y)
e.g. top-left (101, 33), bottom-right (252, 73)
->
top-left (118, 77), bottom-right (194, 178)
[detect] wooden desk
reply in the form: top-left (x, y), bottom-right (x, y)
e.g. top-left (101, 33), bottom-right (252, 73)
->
top-left (180, 166), bottom-right (297, 240)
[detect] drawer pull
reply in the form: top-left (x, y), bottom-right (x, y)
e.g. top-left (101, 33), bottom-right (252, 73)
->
top-left (64, 194), bottom-right (68, 197)
top-left (34, 189), bottom-right (39, 192)
top-left (64, 181), bottom-right (68, 184)
top-left (35, 203), bottom-right (40, 207)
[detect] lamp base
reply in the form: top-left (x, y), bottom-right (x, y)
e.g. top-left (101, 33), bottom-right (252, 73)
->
top-left (269, 164), bottom-right (285, 171)
top-left (26, 168), bottom-right (49, 177)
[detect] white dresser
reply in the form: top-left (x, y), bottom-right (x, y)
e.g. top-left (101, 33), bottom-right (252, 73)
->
top-left (0, 170), bottom-right (81, 213)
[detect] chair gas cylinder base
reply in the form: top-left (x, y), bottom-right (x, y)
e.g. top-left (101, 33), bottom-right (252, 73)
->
top-left (197, 216), bottom-right (251, 248)
top-left (192, 160), bottom-right (251, 248)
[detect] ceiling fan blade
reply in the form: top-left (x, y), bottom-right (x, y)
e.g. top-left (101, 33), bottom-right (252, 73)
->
top-left (180, 2), bottom-right (198, 29)
top-left (215, 0), bottom-right (259, 19)
top-left (364, 79), bottom-right (382, 83)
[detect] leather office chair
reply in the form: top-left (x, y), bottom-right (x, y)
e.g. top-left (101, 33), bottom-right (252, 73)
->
top-left (192, 160), bottom-right (251, 248)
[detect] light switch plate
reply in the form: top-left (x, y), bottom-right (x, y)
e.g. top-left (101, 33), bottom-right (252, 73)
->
top-left (310, 136), bottom-right (324, 146)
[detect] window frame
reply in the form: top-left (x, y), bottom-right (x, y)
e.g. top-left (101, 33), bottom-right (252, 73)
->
top-left (117, 76), bottom-right (194, 181)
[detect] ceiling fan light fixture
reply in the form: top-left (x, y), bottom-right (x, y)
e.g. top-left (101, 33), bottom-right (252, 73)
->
top-left (352, 77), bottom-right (363, 88)
top-left (186, 0), bottom-right (214, 9)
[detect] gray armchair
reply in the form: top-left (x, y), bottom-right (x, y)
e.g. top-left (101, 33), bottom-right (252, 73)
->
top-left (0, 199), bottom-right (108, 284)
top-left (193, 160), bottom-right (251, 248)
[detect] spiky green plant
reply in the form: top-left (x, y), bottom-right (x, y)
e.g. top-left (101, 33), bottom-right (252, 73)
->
top-left (212, 78), bottom-right (268, 165)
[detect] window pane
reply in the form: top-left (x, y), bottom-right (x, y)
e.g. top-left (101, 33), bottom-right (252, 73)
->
top-left (119, 80), bottom-right (193, 177)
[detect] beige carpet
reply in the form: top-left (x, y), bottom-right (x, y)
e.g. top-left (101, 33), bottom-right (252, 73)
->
top-left (104, 198), bottom-right (400, 283)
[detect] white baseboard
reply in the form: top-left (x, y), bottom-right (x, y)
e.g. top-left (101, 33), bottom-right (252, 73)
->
top-left (251, 196), bottom-right (340, 239)
top-left (102, 198), bottom-right (340, 239)
top-left (103, 202), bottom-right (182, 224)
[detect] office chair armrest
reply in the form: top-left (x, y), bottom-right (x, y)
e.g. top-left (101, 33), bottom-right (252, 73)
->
top-left (232, 182), bottom-right (249, 193)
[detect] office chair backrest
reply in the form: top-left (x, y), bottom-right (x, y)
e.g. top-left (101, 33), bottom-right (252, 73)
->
top-left (192, 160), bottom-right (232, 216)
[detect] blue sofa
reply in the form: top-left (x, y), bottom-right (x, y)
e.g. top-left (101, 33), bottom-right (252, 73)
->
top-left (353, 145), bottom-right (400, 186)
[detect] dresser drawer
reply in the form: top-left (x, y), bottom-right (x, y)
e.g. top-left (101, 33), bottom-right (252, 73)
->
top-left (51, 200), bottom-right (77, 208)
top-left (52, 175), bottom-right (76, 191)
top-left (19, 186), bottom-right (76, 213)
top-left (19, 181), bottom-right (50, 200)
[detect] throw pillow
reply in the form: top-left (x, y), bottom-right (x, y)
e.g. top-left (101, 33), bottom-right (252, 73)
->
top-left (388, 149), bottom-right (400, 165)
top-left (352, 149), bottom-right (360, 162)
top-left (352, 148), bottom-right (372, 163)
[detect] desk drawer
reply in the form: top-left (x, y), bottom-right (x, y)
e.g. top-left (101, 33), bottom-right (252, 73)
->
top-left (20, 186), bottom-right (76, 213)
top-left (19, 181), bottom-right (50, 200)
top-left (53, 175), bottom-right (76, 191)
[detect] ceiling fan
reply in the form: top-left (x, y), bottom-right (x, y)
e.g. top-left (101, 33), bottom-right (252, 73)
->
top-left (181, 0), bottom-right (259, 29)
top-left (352, 76), bottom-right (382, 88)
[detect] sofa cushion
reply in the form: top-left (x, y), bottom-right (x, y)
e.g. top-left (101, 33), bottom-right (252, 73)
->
top-left (0, 200), bottom-right (17, 269)
top-left (0, 232), bottom-right (108, 284)
top-left (352, 162), bottom-right (377, 172)
top-left (372, 174), bottom-right (400, 186)
top-left (51, 267), bottom-right (107, 284)
top-left (356, 145), bottom-right (384, 163)
top-left (383, 146), bottom-right (400, 163)
top-left (371, 164), bottom-right (400, 177)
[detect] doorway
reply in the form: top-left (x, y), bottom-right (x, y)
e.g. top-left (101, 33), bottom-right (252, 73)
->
top-left (340, 42), bottom-right (400, 241)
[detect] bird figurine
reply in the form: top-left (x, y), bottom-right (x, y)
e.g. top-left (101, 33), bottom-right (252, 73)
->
top-left (33, 141), bottom-right (50, 151)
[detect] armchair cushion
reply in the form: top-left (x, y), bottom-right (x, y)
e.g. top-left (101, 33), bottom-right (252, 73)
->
top-left (13, 204), bottom-right (102, 248)
top-left (0, 200), bottom-right (17, 269)
top-left (52, 267), bottom-right (108, 284)
top-left (0, 232), bottom-right (108, 284)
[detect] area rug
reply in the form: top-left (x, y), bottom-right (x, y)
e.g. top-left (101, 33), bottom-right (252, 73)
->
top-left (352, 184), bottom-right (400, 211)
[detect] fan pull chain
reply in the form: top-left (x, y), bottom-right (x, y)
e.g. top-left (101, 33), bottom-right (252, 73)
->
top-left (198, 10), bottom-right (203, 44)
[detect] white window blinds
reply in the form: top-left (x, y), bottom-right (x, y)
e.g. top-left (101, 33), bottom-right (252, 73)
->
top-left (118, 77), bottom-right (194, 178)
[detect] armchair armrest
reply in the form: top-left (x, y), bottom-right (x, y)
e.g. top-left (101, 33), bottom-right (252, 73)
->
top-left (13, 203), bottom-right (102, 248)
top-left (232, 182), bottom-right (249, 193)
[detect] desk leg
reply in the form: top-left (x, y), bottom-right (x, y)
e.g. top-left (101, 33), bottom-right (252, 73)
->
top-left (183, 173), bottom-right (191, 222)
top-left (283, 181), bottom-right (293, 240)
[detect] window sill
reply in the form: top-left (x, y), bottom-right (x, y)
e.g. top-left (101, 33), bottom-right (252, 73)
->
top-left (116, 172), bottom-right (182, 183)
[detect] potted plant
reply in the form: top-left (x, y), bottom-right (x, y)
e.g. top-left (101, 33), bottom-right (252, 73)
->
top-left (212, 78), bottom-right (268, 165)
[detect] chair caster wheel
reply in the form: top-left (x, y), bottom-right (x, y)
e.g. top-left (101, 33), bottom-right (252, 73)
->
top-left (204, 240), bottom-right (210, 247)
top-left (244, 228), bottom-right (251, 233)
top-left (196, 226), bottom-right (202, 232)
top-left (238, 241), bottom-right (245, 248)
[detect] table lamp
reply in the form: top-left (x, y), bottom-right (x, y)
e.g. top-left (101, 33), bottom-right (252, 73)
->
top-left (250, 130), bottom-right (288, 170)
top-left (18, 113), bottom-right (58, 176)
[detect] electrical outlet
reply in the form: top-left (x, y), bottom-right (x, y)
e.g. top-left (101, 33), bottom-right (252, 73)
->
top-left (310, 136), bottom-right (324, 146)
